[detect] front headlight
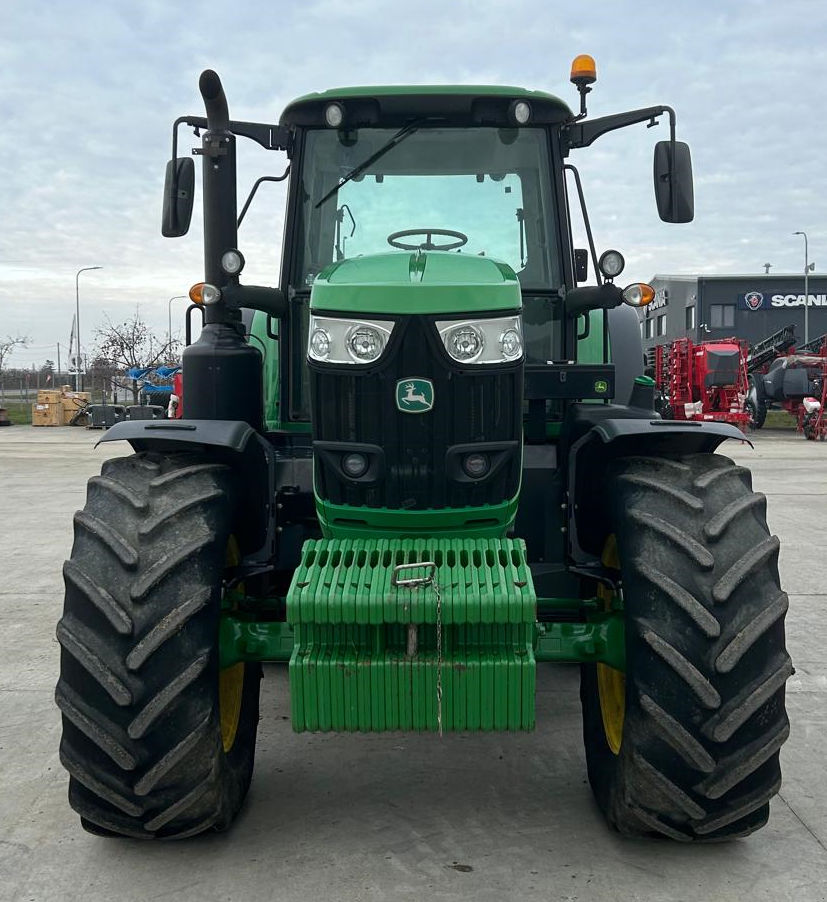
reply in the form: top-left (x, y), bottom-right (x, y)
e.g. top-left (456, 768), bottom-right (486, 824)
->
top-left (436, 315), bottom-right (523, 364)
top-left (308, 316), bottom-right (394, 364)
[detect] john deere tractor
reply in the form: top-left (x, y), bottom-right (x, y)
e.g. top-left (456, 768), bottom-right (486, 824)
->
top-left (57, 58), bottom-right (791, 841)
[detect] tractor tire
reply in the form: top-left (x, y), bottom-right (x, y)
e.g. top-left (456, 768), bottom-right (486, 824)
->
top-left (580, 453), bottom-right (791, 841)
top-left (56, 452), bottom-right (261, 839)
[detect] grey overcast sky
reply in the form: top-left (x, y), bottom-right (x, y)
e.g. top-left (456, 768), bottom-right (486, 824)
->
top-left (2, 0), bottom-right (826, 367)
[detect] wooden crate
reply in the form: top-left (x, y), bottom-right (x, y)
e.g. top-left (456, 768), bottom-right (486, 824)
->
top-left (32, 402), bottom-right (63, 426)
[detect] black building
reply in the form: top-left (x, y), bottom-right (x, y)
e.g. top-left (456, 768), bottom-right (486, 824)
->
top-left (639, 274), bottom-right (827, 351)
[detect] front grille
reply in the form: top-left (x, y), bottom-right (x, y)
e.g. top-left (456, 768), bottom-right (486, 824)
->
top-left (310, 315), bottom-right (522, 510)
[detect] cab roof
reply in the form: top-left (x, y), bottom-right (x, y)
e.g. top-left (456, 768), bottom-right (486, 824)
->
top-left (280, 85), bottom-right (574, 129)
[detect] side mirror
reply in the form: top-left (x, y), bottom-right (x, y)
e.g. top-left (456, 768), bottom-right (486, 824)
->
top-left (653, 140), bottom-right (694, 224)
top-left (574, 248), bottom-right (588, 283)
top-left (162, 158), bottom-right (195, 238)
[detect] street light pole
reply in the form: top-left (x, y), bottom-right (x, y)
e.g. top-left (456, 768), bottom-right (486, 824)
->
top-left (167, 295), bottom-right (187, 358)
top-left (793, 232), bottom-right (814, 346)
top-left (75, 266), bottom-right (103, 391)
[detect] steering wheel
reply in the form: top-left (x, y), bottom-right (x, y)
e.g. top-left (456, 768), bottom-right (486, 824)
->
top-left (387, 228), bottom-right (468, 251)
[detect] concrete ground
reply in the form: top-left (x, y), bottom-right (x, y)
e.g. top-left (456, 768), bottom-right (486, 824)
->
top-left (0, 426), bottom-right (825, 902)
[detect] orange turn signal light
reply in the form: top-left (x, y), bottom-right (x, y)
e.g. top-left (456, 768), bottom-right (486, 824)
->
top-left (622, 282), bottom-right (656, 307)
top-left (570, 54), bottom-right (597, 86)
top-left (189, 282), bottom-right (205, 304)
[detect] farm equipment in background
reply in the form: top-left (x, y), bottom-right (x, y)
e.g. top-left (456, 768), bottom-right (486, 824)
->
top-left (55, 63), bottom-right (791, 844)
top-left (745, 327), bottom-right (827, 436)
top-left (649, 337), bottom-right (750, 430)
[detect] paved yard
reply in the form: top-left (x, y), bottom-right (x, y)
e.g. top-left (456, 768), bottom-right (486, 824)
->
top-left (0, 427), bottom-right (825, 902)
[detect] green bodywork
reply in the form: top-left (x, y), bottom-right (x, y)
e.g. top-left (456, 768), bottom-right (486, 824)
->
top-left (281, 84), bottom-right (573, 124)
top-left (317, 497), bottom-right (521, 539)
top-left (311, 252), bottom-right (521, 315)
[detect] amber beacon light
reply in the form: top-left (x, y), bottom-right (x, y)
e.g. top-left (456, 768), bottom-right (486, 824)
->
top-left (570, 54), bottom-right (597, 87)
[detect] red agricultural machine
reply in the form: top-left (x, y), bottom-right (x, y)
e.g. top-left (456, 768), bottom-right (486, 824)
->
top-left (746, 327), bottom-right (827, 440)
top-left (650, 337), bottom-right (750, 430)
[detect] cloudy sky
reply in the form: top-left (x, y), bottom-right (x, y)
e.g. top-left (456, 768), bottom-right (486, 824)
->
top-left (2, 0), bottom-right (825, 368)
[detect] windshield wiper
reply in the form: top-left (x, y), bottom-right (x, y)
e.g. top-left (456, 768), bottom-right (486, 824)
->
top-left (315, 120), bottom-right (421, 208)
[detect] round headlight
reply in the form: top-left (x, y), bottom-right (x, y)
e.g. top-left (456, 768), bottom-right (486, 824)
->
top-left (221, 249), bottom-right (245, 276)
top-left (500, 328), bottom-right (523, 361)
top-left (309, 328), bottom-right (331, 359)
top-left (598, 249), bottom-right (625, 280)
top-left (347, 326), bottom-right (384, 362)
top-left (342, 452), bottom-right (369, 478)
top-left (463, 453), bottom-right (490, 478)
top-left (201, 283), bottom-right (222, 306)
top-left (447, 325), bottom-right (484, 362)
top-left (510, 100), bottom-right (531, 125)
top-left (325, 103), bottom-right (344, 128)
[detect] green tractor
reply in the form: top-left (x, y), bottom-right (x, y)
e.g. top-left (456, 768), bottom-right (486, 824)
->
top-left (57, 57), bottom-right (791, 841)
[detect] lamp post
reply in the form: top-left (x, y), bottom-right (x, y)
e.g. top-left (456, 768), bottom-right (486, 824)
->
top-left (168, 295), bottom-right (187, 358)
top-left (75, 266), bottom-right (103, 391)
top-left (792, 232), bottom-right (815, 345)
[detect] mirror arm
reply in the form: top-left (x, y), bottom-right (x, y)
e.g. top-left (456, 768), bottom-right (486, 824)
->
top-left (565, 283), bottom-right (623, 317)
top-left (565, 105), bottom-right (674, 150)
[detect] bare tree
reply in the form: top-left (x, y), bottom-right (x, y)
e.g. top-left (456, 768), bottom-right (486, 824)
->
top-left (94, 310), bottom-right (180, 403)
top-left (0, 335), bottom-right (31, 400)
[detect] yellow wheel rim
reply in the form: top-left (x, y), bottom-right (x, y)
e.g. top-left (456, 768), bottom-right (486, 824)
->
top-left (219, 537), bottom-right (244, 754)
top-left (219, 662), bottom-right (245, 753)
top-left (597, 535), bottom-right (625, 755)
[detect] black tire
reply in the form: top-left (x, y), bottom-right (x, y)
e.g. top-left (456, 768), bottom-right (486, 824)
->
top-left (802, 411), bottom-right (817, 441)
top-left (746, 378), bottom-right (767, 429)
top-left (654, 394), bottom-right (673, 420)
top-left (56, 452), bottom-right (261, 839)
top-left (581, 453), bottom-right (791, 841)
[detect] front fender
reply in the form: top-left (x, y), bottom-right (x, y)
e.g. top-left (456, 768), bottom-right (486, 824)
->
top-left (96, 418), bottom-right (256, 453)
top-left (568, 417), bottom-right (751, 563)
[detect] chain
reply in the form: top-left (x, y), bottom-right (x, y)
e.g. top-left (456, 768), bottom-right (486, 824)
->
top-left (433, 578), bottom-right (443, 738)
top-left (391, 562), bottom-right (443, 737)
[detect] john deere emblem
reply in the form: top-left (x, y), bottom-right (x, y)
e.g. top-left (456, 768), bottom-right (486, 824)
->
top-left (594, 380), bottom-right (608, 394)
top-left (396, 378), bottom-right (434, 413)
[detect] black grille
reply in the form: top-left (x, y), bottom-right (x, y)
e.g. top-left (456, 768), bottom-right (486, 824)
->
top-left (310, 315), bottom-right (522, 510)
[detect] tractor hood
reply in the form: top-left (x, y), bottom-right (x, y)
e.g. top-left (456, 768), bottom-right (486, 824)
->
top-left (309, 252), bottom-right (521, 315)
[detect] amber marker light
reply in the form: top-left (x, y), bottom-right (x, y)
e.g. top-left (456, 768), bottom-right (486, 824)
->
top-left (189, 282), bottom-right (205, 304)
top-left (570, 54), bottom-right (597, 86)
top-left (622, 283), bottom-right (656, 307)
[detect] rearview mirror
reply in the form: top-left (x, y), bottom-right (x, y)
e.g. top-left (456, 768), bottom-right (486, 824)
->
top-left (653, 140), bottom-right (694, 223)
top-left (162, 157), bottom-right (195, 238)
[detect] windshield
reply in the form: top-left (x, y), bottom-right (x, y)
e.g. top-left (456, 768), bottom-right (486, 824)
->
top-left (295, 127), bottom-right (561, 290)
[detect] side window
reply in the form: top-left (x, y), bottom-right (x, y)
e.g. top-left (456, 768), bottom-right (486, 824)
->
top-left (686, 305), bottom-right (695, 329)
top-left (657, 314), bottom-right (667, 337)
top-left (645, 318), bottom-right (654, 340)
top-left (710, 304), bottom-right (735, 329)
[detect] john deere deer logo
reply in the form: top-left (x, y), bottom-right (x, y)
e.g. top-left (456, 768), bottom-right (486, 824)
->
top-left (396, 378), bottom-right (434, 413)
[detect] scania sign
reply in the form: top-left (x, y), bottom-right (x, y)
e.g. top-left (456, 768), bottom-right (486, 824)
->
top-left (771, 293), bottom-right (827, 307)
top-left (739, 291), bottom-right (827, 309)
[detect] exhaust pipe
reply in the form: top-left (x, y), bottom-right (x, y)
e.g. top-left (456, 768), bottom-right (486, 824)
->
top-left (199, 69), bottom-right (230, 132)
